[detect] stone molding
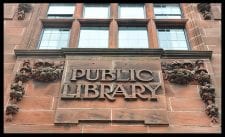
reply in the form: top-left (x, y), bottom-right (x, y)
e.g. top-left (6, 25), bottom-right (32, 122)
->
top-left (14, 49), bottom-right (212, 59)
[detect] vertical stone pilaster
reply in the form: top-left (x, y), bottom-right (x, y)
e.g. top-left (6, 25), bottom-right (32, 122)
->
top-left (75, 3), bottom-right (83, 18)
top-left (109, 3), bottom-right (118, 48)
top-left (110, 3), bottom-right (118, 19)
top-left (69, 20), bottom-right (80, 48)
top-left (109, 20), bottom-right (118, 48)
top-left (146, 3), bottom-right (158, 48)
top-left (147, 20), bottom-right (158, 48)
top-left (145, 3), bottom-right (154, 19)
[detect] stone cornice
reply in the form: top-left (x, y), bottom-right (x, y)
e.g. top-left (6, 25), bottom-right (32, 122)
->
top-left (14, 49), bottom-right (63, 56)
top-left (14, 48), bottom-right (212, 59)
top-left (154, 18), bottom-right (188, 27)
top-left (162, 50), bottom-right (212, 59)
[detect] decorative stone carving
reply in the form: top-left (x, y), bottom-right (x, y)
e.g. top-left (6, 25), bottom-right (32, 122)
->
top-left (5, 104), bottom-right (19, 121)
top-left (17, 3), bottom-right (32, 20)
top-left (6, 59), bottom-right (65, 122)
top-left (161, 60), bottom-right (195, 85)
top-left (205, 103), bottom-right (219, 123)
top-left (15, 60), bottom-right (32, 82)
top-left (161, 60), bottom-right (219, 123)
top-left (182, 61), bottom-right (194, 70)
top-left (10, 81), bottom-right (25, 102)
top-left (166, 69), bottom-right (194, 85)
top-left (32, 60), bottom-right (64, 82)
top-left (162, 60), bottom-right (210, 84)
top-left (15, 71), bottom-right (30, 82)
top-left (199, 83), bottom-right (215, 104)
top-left (195, 70), bottom-right (211, 85)
top-left (197, 3), bottom-right (212, 20)
top-left (195, 60), bottom-right (204, 69)
top-left (6, 104), bottom-right (19, 115)
top-left (20, 60), bottom-right (32, 73)
top-left (199, 83), bottom-right (218, 123)
top-left (33, 60), bottom-right (54, 69)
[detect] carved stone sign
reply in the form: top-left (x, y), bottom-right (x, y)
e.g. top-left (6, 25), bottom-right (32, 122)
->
top-left (54, 56), bottom-right (168, 125)
top-left (61, 69), bottom-right (161, 101)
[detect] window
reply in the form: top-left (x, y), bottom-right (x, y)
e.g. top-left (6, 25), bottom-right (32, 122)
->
top-left (119, 4), bottom-right (145, 18)
top-left (119, 27), bottom-right (148, 48)
top-left (38, 28), bottom-right (70, 49)
top-left (157, 28), bottom-right (189, 50)
top-left (154, 4), bottom-right (182, 19)
top-left (78, 27), bottom-right (109, 48)
top-left (83, 4), bottom-right (109, 18)
top-left (47, 4), bottom-right (75, 18)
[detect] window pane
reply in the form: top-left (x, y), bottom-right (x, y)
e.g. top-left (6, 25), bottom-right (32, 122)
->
top-left (59, 40), bottom-right (68, 48)
top-left (159, 41), bottom-right (169, 49)
top-left (38, 28), bottom-right (70, 49)
top-left (84, 4), bottom-right (109, 18)
top-left (47, 4), bottom-right (75, 18)
top-left (157, 28), bottom-right (188, 50)
top-left (119, 27), bottom-right (148, 48)
top-left (39, 41), bottom-right (48, 49)
top-left (78, 27), bottom-right (108, 48)
top-left (154, 4), bottom-right (181, 19)
top-left (60, 33), bottom-right (70, 41)
top-left (41, 33), bottom-right (50, 41)
top-left (50, 34), bottom-right (60, 41)
top-left (119, 4), bottom-right (145, 18)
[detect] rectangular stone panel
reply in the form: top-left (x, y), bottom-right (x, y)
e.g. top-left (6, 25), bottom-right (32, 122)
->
top-left (55, 56), bottom-right (168, 125)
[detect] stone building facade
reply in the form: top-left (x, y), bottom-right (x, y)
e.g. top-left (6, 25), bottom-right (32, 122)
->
top-left (4, 3), bottom-right (221, 133)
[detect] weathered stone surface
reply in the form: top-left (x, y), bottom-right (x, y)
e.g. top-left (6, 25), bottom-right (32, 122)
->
top-left (25, 81), bottom-right (61, 97)
top-left (168, 111), bottom-right (211, 126)
top-left (6, 111), bottom-right (54, 124)
top-left (17, 96), bottom-right (53, 110)
top-left (148, 126), bottom-right (221, 133)
top-left (112, 109), bottom-right (168, 125)
top-left (4, 44), bottom-right (17, 54)
top-left (5, 27), bottom-right (25, 36)
top-left (113, 59), bottom-right (161, 71)
top-left (164, 84), bottom-right (199, 97)
top-left (54, 109), bottom-right (111, 124)
top-left (58, 95), bottom-right (166, 109)
top-left (4, 124), bottom-right (82, 133)
top-left (170, 98), bottom-right (205, 111)
top-left (4, 4), bottom-right (17, 19)
top-left (4, 54), bottom-right (16, 63)
top-left (83, 125), bottom-right (148, 133)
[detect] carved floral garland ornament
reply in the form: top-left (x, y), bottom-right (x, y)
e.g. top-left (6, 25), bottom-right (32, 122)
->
top-left (197, 3), bottom-right (212, 20)
top-left (5, 60), bottom-right (65, 121)
top-left (161, 60), bottom-right (219, 123)
top-left (17, 3), bottom-right (32, 20)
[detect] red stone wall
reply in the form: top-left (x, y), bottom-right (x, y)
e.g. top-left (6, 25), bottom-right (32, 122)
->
top-left (4, 3), bottom-right (221, 133)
